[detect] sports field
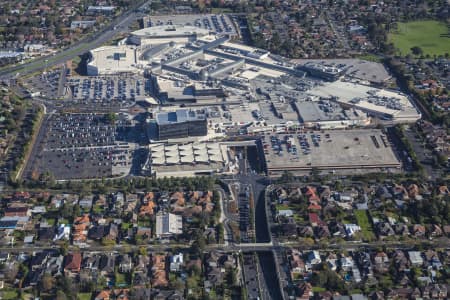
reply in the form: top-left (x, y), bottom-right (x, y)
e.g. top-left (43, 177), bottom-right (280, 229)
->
top-left (388, 20), bottom-right (450, 56)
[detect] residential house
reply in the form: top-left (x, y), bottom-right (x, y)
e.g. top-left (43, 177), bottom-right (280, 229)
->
top-left (45, 255), bottom-right (64, 276)
top-left (423, 250), bottom-right (442, 269)
top-left (73, 215), bottom-right (90, 245)
top-left (139, 200), bottom-right (156, 217)
top-left (315, 224), bottom-right (330, 239)
top-left (277, 209), bottom-right (294, 218)
top-left (53, 224), bottom-right (71, 241)
top-left (297, 282), bottom-right (313, 300)
top-left (355, 252), bottom-right (373, 279)
top-left (281, 223), bottom-right (298, 238)
top-left (151, 254), bottom-right (168, 287)
top-left (39, 226), bottom-right (56, 241)
top-left (408, 251), bottom-right (424, 266)
top-left (428, 224), bottom-right (443, 237)
top-left (407, 184), bottom-right (420, 199)
top-left (299, 226), bottom-right (314, 238)
top-left (152, 290), bottom-right (184, 300)
top-left (422, 284), bottom-right (447, 299)
top-left (4, 206), bottom-right (29, 217)
top-left (289, 250), bottom-right (306, 277)
top-left (352, 266), bottom-right (362, 283)
top-left (443, 225), bottom-right (450, 237)
top-left (83, 254), bottom-right (101, 272)
top-left (411, 224), bottom-right (426, 237)
top-left (376, 222), bottom-right (395, 238)
top-left (340, 256), bottom-right (354, 271)
top-left (30, 252), bottom-right (49, 271)
top-left (344, 224), bottom-right (361, 237)
top-left (169, 253), bottom-right (183, 272)
top-left (64, 252), bottom-right (82, 275)
top-left (78, 195), bottom-right (94, 210)
top-left (306, 251), bottom-right (321, 266)
top-left (136, 227), bottom-right (151, 240)
top-left (373, 252), bottom-right (389, 273)
top-left (99, 254), bottom-right (116, 278)
top-left (170, 192), bottom-right (185, 207)
top-left (31, 206), bottom-right (46, 215)
top-left (368, 291), bottom-right (385, 299)
top-left (105, 223), bottom-right (119, 241)
top-left (113, 192), bottom-right (125, 212)
top-left (88, 225), bottom-right (106, 241)
top-left (394, 224), bottom-right (410, 236)
top-left (393, 250), bottom-right (410, 272)
top-left (0, 253), bottom-right (9, 263)
top-left (134, 255), bottom-right (150, 286)
top-left (95, 290), bottom-right (111, 300)
top-left (205, 251), bottom-right (235, 289)
top-left (119, 254), bottom-right (133, 273)
top-left (94, 194), bottom-right (107, 208)
top-left (309, 213), bottom-right (321, 227)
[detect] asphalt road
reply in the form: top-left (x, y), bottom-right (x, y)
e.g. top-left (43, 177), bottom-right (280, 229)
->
top-left (0, 0), bottom-right (150, 79)
top-left (3, 237), bottom-right (448, 255)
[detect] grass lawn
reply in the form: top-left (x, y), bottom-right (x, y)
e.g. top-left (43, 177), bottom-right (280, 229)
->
top-left (211, 7), bottom-right (233, 14)
top-left (276, 204), bottom-right (290, 211)
top-left (312, 287), bottom-right (326, 293)
top-left (121, 222), bottom-right (131, 230)
top-left (115, 272), bottom-right (129, 287)
top-left (388, 20), bottom-right (450, 56)
top-left (45, 218), bottom-right (56, 226)
top-left (77, 293), bottom-right (92, 300)
top-left (1, 291), bottom-right (19, 300)
top-left (92, 205), bottom-right (105, 214)
top-left (354, 210), bottom-right (376, 241)
top-left (357, 54), bottom-right (383, 63)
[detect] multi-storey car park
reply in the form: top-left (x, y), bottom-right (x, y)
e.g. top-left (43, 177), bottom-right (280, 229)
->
top-left (23, 13), bottom-right (423, 180)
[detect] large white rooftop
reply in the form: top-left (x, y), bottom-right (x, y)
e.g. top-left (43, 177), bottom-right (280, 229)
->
top-left (132, 25), bottom-right (211, 38)
top-left (308, 81), bottom-right (421, 121)
top-left (87, 45), bottom-right (142, 75)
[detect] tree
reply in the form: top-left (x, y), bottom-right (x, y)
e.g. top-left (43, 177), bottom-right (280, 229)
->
top-left (225, 268), bottom-right (237, 286)
top-left (106, 112), bottom-right (117, 124)
top-left (279, 171), bottom-right (294, 183)
top-left (73, 204), bottom-right (81, 218)
top-left (60, 241), bottom-right (69, 256)
top-left (41, 273), bottom-right (55, 291)
top-left (139, 246), bottom-right (147, 256)
top-left (411, 46), bottom-right (423, 56)
top-left (192, 234), bottom-right (206, 255)
top-left (56, 290), bottom-right (67, 300)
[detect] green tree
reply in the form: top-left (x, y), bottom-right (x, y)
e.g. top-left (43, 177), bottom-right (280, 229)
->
top-left (411, 46), bottom-right (423, 56)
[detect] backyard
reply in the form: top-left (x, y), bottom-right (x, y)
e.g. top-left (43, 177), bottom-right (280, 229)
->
top-left (354, 210), bottom-right (376, 242)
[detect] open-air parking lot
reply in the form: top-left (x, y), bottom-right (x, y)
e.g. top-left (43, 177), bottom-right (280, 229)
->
top-left (263, 129), bottom-right (402, 174)
top-left (66, 75), bottom-right (151, 108)
top-left (148, 14), bottom-right (236, 34)
top-left (40, 147), bottom-right (114, 179)
top-left (43, 114), bottom-right (116, 149)
top-left (24, 68), bottom-right (63, 99)
top-left (27, 113), bottom-right (133, 180)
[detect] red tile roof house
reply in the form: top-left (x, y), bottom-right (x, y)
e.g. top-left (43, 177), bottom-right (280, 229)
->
top-left (64, 252), bottom-right (82, 275)
top-left (309, 213), bottom-right (320, 227)
top-left (4, 207), bottom-right (30, 217)
top-left (307, 203), bottom-right (322, 211)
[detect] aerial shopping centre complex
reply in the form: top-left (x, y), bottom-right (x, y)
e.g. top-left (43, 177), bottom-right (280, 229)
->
top-left (35, 14), bottom-right (422, 179)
